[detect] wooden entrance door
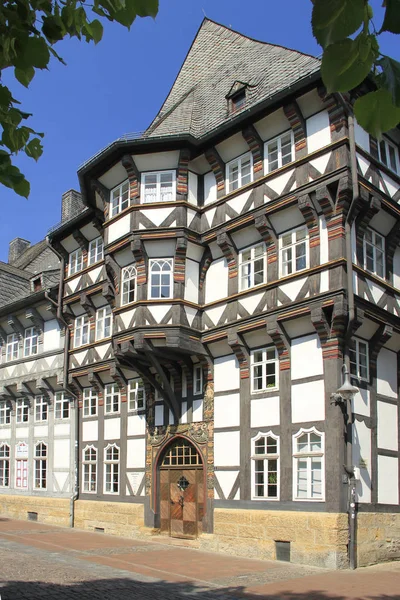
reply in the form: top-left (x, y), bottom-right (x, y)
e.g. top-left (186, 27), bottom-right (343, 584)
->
top-left (159, 439), bottom-right (204, 539)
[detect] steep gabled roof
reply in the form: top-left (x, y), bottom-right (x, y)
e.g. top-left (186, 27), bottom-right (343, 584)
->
top-left (145, 19), bottom-right (320, 139)
top-left (12, 240), bottom-right (47, 270)
top-left (0, 262), bottom-right (32, 308)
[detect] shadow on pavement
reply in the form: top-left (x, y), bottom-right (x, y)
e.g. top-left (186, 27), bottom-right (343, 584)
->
top-left (1, 578), bottom-right (400, 600)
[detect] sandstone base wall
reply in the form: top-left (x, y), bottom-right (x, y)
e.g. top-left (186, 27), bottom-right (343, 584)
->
top-left (0, 495), bottom-right (70, 527)
top-left (357, 512), bottom-right (400, 567)
top-left (74, 500), bottom-right (144, 538)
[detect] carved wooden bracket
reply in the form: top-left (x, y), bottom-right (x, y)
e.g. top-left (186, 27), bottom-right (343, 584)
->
top-left (242, 124), bottom-right (264, 179)
top-left (131, 236), bottom-right (147, 285)
top-left (73, 229), bottom-right (88, 252)
top-left (174, 237), bottom-right (187, 283)
top-left (122, 154), bottom-right (140, 200)
top-left (298, 194), bottom-right (319, 244)
top-left (8, 315), bottom-right (24, 337)
top-left (177, 148), bottom-right (191, 199)
top-left (79, 292), bottom-right (96, 318)
top-left (217, 230), bottom-right (237, 279)
top-left (266, 320), bottom-right (290, 370)
top-left (25, 307), bottom-right (44, 332)
top-left (205, 147), bottom-right (225, 197)
top-left (228, 328), bottom-right (249, 379)
top-left (283, 101), bottom-right (306, 156)
top-left (370, 324), bottom-right (393, 372)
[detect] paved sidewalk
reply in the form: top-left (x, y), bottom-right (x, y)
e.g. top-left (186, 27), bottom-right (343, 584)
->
top-left (0, 517), bottom-right (399, 599)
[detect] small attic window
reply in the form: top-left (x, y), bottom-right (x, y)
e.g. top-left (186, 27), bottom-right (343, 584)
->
top-left (33, 277), bottom-right (42, 292)
top-left (231, 90), bottom-right (246, 113)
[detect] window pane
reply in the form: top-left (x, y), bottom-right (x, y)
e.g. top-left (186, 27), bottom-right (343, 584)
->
top-left (297, 459), bottom-right (308, 497)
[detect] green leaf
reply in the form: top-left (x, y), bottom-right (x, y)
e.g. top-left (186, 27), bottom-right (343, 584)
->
top-left (12, 176), bottom-right (30, 198)
top-left (0, 164), bottom-right (30, 197)
top-left (321, 36), bottom-right (375, 93)
top-left (133, 0), bottom-right (159, 18)
top-left (42, 16), bottom-right (64, 43)
top-left (2, 125), bottom-right (31, 152)
top-left (14, 66), bottom-right (35, 88)
top-left (354, 89), bottom-right (400, 138)
top-left (90, 19), bottom-right (103, 43)
top-left (25, 138), bottom-right (43, 161)
top-left (0, 85), bottom-right (12, 107)
top-left (376, 56), bottom-right (400, 107)
top-left (14, 36), bottom-right (50, 69)
top-left (380, 0), bottom-right (400, 34)
top-left (312, 0), bottom-right (365, 48)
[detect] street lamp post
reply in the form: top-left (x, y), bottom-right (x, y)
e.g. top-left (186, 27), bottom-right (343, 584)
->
top-left (331, 364), bottom-right (359, 570)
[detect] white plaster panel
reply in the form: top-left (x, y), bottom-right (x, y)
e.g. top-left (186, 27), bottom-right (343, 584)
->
top-left (231, 226), bottom-right (261, 250)
top-left (378, 455), bottom-right (399, 504)
top-left (309, 153), bottom-right (331, 176)
top-left (155, 405), bottom-right (164, 426)
top-left (54, 423), bottom-right (70, 436)
top-left (184, 306), bottom-right (197, 327)
top-left (148, 304), bottom-right (172, 324)
top-left (291, 334), bottom-right (323, 380)
top-left (184, 259), bottom-right (199, 303)
top-left (377, 402), bottom-right (398, 451)
top-left (34, 425), bottom-right (48, 438)
top-left (366, 279), bottom-right (385, 304)
top-left (127, 472), bottom-right (145, 495)
top-left (377, 348), bottom-right (398, 399)
top-left (192, 399), bottom-right (203, 422)
top-left (269, 206), bottom-right (303, 235)
top-left (380, 171), bottom-right (398, 198)
top-left (214, 355), bottom-right (240, 392)
top-left (394, 248), bottom-right (400, 290)
top-left (181, 401), bottom-right (188, 424)
top-left (186, 242), bottom-right (203, 262)
top-left (0, 428), bottom-right (11, 439)
top-left (206, 304), bottom-right (226, 327)
top-left (306, 110), bottom-right (330, 153)
top-left (143, 240), bottom-right (175, 258)
top-left (96, 343), bottom-right (111, 360)
top-left (319, 215), bottom-right (329, 264)
top-left (227, 190), bottom-right (252, 216)
top-left (214, 393), bottom-right (240, 428)
top-left (369, 210), bottom-right (396, 236)
top-left (297, 89), bottom-right (324, 119)
top-left (352, 419), bottom-right (371, 503)
top-left (82, 420), bottom-right (98, 442)
top-left (205, 258), bottom-right (228, 303)
top-left (189, 154), bottom-right (210, 175)
top-left (107, 215), bottom-right (130, 243)
top-left (216, 132), bottom-right (249, 162)
top-left (266, 169), bottom-right (295, 196)
top-left (214, 431), bottom-right (240, 466)
top-left (98, 162), bottom-right (126, 188)
top-left (215, 471), bottom-right (239, 499)
top-left (204, 171), bottom-right (217, 205)
top-left (127, 414), bottom-right (146, 437)
top-left (352, 387), bottom-right (370, 417)
top-left (126, 438), bottom-right (146, 469)
top-left (209, 241), bottom-right (224, 259)
top-left (133, 151), bottom-right (179, 172)
top-left (88, 266), bottom-right (102, 285)
top-left (239, 291), bottom-right (265, 315)
top-left (104, 417), bottom-right (121, 440)
top-left (188, 171), bottom-right (198, 205)
top-left (254, 107), bottom-right (288, 141)
top-left (54, 471), bottom-right (69, 493)
top-left (251, 396), bottom-right (280, 427)
top-left (54, 439), bottom-right (70, 469)
top-left (142, 207), bottom-right (175, 227)
top-left (291, 379), bottom-right (325, 423)
top-left (15, 427), bottom-right (29, 439)
top-left (43, 320), bottom-right (60, 352)
top-left (357, 154), bottom-right (370, 177)
top-left (354, 120), bottom-right (370, 152)
top-left (279, 277), bottom-right (307, 302)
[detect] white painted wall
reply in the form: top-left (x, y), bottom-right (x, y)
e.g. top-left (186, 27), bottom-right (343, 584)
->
top-left (306, 110), bottom-right (331, 153)
top-left (214, 393), bottom-right (240, 428)
top-left (192, 399), bottom-right (203, 422)
top-left (98, 163), bottom-right (126, 189)
top-left (43, 320), bottom-right (60, 351)
top-left (352, 387), bottom-right (370, 417)
top-left (54, 439), bottom-right (70, 469)
top-left (269, 206), bottom-right (303, 235)
top-left (291, 379), bottom-right (325, 423)
top-left (54, 423), bottom-right (70, 436)
top-left (205, 258), bottom-right (228, 303)
top-left (185, 259), bottom-right (199, 303)
top-left (107, 214), bottom-right (130, 243)
top-left (82, 420), bottom-right (98, 442)
top-left (181, 401), bottom-right (188, 423)
top-left (126, 438), bottom-right (146, 468)
top-left (214, 431), bottom-right (240, 466)
top-left (231, 226), bottom-right (261, 250)
top-left (214, 355), bottom-right (240, 392)
top-left (291, 334), bottom-right (324, 380)
top-left (378, 455), bottom-right (399, 504)
top-left (394, 248), bottom-right (400, 290)
top-left (377, 401), bottom-right (398, 451)
top-left (204, 171), bottom-right (217, 205)
top-left (34, 425), bottom-right (48, 438)
top-left (377, 348), bottom-right (398, 398)
top-left (143, 239), bottom-right (175, 257)
top-left (216, 132), bottom-right (249, 163)
top-left (251, 396), bottom-right (280, 427)
top-left (127, 414), bottom-right (146, 436)
top-left (215, 470), bottom-right (239, 499)
top-left (104, 417), bottom-right (121, 440)
top-left (297, 89), bottom-right (324, 119)
top-left (354, 120), bottom-right (370, 153)
top-left (133, 150), bottom-right (179, 172)
top-left (352, 419), bottom-right (371, 503)
top-left (254, 107), bottom-right (289, 142)
top-left (188, 172), bottom-right (198, 205)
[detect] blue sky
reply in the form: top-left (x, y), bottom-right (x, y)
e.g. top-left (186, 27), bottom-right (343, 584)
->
top-left (1, 0), bottom-right (399, 262)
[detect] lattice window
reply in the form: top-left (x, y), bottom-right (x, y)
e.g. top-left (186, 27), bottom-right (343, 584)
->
top-left (161, 440), bottom-right (201, 466)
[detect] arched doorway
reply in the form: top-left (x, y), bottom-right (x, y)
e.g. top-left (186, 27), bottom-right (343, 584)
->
top-left (158, 437), bottom-right (204, 539)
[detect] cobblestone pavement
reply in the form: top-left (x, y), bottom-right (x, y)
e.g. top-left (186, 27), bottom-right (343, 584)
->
top-left (1, 517), bottom-right (400, 600)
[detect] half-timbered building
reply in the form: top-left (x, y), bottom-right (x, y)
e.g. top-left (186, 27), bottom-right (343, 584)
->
top-left (46, 20), bottom-right (400, 568)
top-left (0, 235), bottom-right (74, 522)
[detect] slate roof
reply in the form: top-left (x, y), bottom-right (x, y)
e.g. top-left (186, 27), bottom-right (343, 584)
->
top-left (145, 19), bottom-right (320, 139)
top-left (0, 262), bottom-right (32, 308)
top-left (12, 239), bottom-right (48, 270)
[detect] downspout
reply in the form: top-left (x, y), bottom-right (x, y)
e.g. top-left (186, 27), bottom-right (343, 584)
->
top-left (46, 238), bottom-right (79, 528)
top-left (335, 94), bottom-right (359, 570)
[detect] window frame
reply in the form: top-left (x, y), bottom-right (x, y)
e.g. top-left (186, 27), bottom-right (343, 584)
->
top-left (239, 242), bottom-right (266, 291)
top-left (104, 383), bottom-right (120, 415)
top-left (16, 398), bottom-right (29, 424)
top-left (250, 346), bottom-right (279, 393)
top-left (128, 378), bottom-right (146, 412)
top-left (68, 248), bottom-right (84, 276)
top-left (15, 458), bottom-right (28, 489)
top-left (6, 333), bottom-right (19, 362)
top-left (0, 443), bottom-right (10, 488)
top-left (279, 225), bottom-right (309, 277)
top-left (349, 338), bottom-right (369, 382)
top-left (251, 431), bottom-right (280, 500)
top-left (104, 443), bottom-right (120, 495)
top-left (193, 364), bottom-right (203, 396)
top-left (88, 236), bottom-right (104, 266)
top-left (363, 228), bottom-right (385, 279)
top-left (293, 427), bottom-right (325, 502)
top-left (121, 265), bottom-right (137, 306)
top-left (83, 388), bottom-right (98, 418)
top-left (264, 130), bottom-right (295, 174)
top-left (82, 445), bottom-right (97, 493)
top-left (95, 306), bottom-right (112, 341)
top-left (226, 152), bottom-right (253, 193)
top-left (110, 180), bottom-right (129, 217)
top-left (34, 441), bottom-right (47, 490)
top-left (0, 401), bottom-right (11, 426)
top-left (377, 136), bottom-right (400, 175)
top-left (74, 315), bottom-right (90, 348)
top-left (34, 395), bottom-right (48, 422)
top-left (24, 326), bottom-right (38, 357)
top-left (54, 391), bottom-right (70, 420)
top-left (149, 258), bottom-right (174, 300)
top-left (141, 170), bottom-right (176, 204)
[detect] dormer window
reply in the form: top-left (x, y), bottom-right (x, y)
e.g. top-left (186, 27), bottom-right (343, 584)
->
top-left (226, 81), bottom-right (248, 115)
